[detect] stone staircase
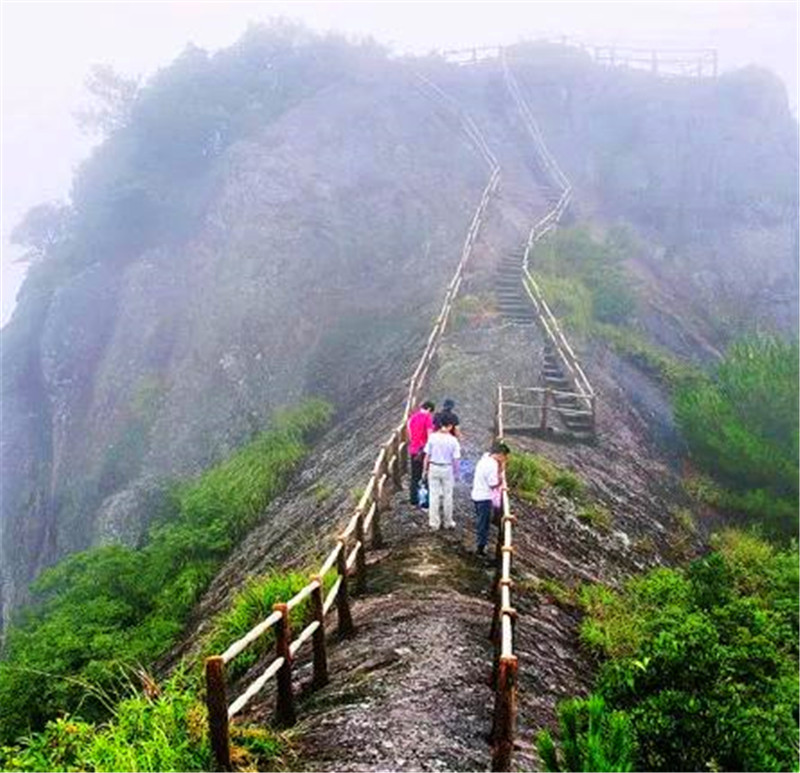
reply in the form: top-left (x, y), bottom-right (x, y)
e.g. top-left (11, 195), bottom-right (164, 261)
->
top-left (495, 249), bottom-right (536, 325)
top-left (542, 344), bottom-right (595, 440)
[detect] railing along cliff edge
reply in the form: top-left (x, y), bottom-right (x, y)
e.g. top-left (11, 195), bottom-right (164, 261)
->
top-left (490, 391), bottom-right (518, 772)
top-left (203, 77), bottom-right (500, 771)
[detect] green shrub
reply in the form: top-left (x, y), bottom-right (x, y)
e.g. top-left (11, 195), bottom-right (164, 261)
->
top-left (552, 471), bottom-right (584, 500)
top-left (0, 400), bottom-right (331, 744)
top-left (203, 570), bottom-right (313, 678)
top-left (568, 533), bottom-right (799, 771)
top-left (536, 694), bottom-right (634, 772)
top-left (505, 451), bottom-right (560, 502)
top-left (593, 322), bottom-right (700, 391)
top-left (530, 226), bottom-right (638, 329)
top-left (676, 336), bottom-right (798, 537)
top-left (531, 273), bottom-right (594, 335)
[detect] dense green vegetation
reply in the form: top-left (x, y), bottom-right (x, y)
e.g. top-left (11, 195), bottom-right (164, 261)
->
top-left (538, 530), bottom-right (799, 771)
top-left (0, 400), bottom-right (331, 746)
top-left (676, 336), bottom-right (798, 538)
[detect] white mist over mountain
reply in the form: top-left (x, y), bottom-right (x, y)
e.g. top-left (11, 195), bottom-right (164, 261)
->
top-left (2, 0), bottom-right (797, 326)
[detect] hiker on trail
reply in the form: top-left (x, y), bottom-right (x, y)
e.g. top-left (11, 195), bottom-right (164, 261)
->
top-left (407, 400), bottom-right (435, 507)
top-left (470, 440), bottom-right (510, 556)
top-left (433, 398), bottom-right (461, 438)
top-left (423, 419), bottom-right (461, 530)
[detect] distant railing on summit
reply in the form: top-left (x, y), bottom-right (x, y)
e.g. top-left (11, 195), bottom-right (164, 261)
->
top-left (443, 38), bottom-right (718, 79)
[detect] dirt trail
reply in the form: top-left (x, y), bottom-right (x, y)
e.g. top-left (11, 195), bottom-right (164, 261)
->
top-left (291, 493), bottom-right (497, 772)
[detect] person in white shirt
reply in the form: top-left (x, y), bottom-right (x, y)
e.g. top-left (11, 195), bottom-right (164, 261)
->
top-left (423, 420), bottom-right (461, 530)
top-left (470, 441), bottom-right (510, 555)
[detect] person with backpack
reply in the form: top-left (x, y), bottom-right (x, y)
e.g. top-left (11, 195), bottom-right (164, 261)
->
top-left (407, 400), bottom-right (435, 507)
top-left (423, 418), bottom-right (461, 530)
top-left (470, 440), bottom-right (510, 555)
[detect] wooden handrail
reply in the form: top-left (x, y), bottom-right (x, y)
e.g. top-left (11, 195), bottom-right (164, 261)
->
top-left (227, 656), bottom-right (285, 719)
top-left (221, 609), bottom-right (283, 665)
top-left (499, 52), bottom-right (597, 437)
top-left (285, 579), bottom-right (320, 613)
top-left (204, 72), bottom-right (502, 771)
top-left (491, 403), bottom-right (519, 772)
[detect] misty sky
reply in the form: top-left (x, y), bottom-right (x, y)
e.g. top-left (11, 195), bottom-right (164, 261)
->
top-left (1, 1), bottom-right (797, 326)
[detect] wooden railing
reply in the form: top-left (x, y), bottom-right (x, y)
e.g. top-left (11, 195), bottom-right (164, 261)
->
top-left (498, 384), bottom-right (595, 436)
top-left (490, 391), bottom-right (518, 772)
top-left (203, 78), bottom-right (500, 771)
top-left (405, 74), bottom-right (500, 420)
top-left (442, 40), bottom-right (718, 79)
top-left (501, 53), bottom-right (596, 428)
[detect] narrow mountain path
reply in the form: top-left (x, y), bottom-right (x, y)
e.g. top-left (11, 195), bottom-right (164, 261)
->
top-left (273, 320), bottom-right (544, 771)
top-left (292, 492), bottom-right (496, 772)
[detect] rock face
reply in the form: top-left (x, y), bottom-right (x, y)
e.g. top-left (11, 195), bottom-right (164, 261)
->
top-left (1, 39), bottom-right (797, 634)
top-left (0, 62), bottom-right (489, 628)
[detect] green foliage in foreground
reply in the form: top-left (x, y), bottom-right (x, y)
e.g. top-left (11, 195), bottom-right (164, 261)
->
top-left (542, 530), bottom-right (799, 771)
top-left (0, 400), bottom-right (331, 745)
top-left (0, 670), bottom-right (285, 772)
top-left (675, 336), bottom-right (798, 537)
top-left (537, 694), bottom-right (634, 772)
top-left (202, 568), bottom-right (333, 680)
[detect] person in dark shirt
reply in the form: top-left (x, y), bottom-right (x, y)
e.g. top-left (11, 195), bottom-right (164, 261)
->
top-left (434, 398), bottom-right (461, 438)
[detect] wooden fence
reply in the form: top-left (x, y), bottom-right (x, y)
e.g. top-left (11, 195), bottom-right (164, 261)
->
top-left (203, 78), bottom-right (500, 771)
top-left (497, 384), bottom-right (595, 437)
top-left (442, 40), bottom-right (718, 79)
top-left (490, 393), bottom-right (518, 772)
top-left (501, 53), bottom-right (597, 431)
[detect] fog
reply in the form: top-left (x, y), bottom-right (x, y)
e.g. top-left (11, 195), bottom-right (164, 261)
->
top-left (1, 1), bottom-right (797, 325)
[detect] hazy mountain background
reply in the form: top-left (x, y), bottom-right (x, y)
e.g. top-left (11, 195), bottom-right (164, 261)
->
top-left (2, 0), bottom-right (797, 324)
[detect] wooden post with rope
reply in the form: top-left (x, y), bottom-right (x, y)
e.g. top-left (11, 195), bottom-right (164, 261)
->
top-left (400, 423), bottom-right (409, 475)
top-left (540, 388), bottom-right (550, 432)
top-left (491, 656), bottom-right (519, 771)
top-left (355, 511), bottom-right (367, 594)
top-left (371, 487), bottom-right (384, 549)
top-left (335, 539), bottom-right (355, 636)
top-left (391, 432), bottom-right (402, 490)
top-left (273, 603), bottom-right (296, 727)
top-left (205, 656), bottom-right (231, 771)
top-left (310, 576), bottom-right (329, 688)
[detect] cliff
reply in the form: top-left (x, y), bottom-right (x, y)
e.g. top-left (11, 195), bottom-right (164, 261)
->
top-left (1, 31), bottom-right (797, 635)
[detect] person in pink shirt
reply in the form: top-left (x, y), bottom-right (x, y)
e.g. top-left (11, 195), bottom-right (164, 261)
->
top-left (407, 400), bottom-right (435, 507)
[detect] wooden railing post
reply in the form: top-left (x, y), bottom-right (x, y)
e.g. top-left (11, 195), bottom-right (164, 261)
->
top-left (335, 539), bottom-right (355, 636)
top-left (273, 603), bottom-right (296, 727)
top-left (391, 433), bottom-right (402, 489)
top-left (490, 530), bottom-right (505, 689)
top-left (540, 388), bottom-right (550, 432)
top-left (355, 512), bottom-right (367, 594)
top-left (371, 490), bottom-right (384, 549)
top-left (400, 424), bottom-right (409, 476)
top-left (310, 576), bottom-right (328, 689)
top-left (205, 656), bottom-right (231, 771)
top-left (491, 656), bottom-right (519, 771)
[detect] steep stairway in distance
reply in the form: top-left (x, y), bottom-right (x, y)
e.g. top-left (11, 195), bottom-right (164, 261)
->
top-left (495, 249), bottom-right (536, 325)
top-left (542, 344), bottom-right (595, 439)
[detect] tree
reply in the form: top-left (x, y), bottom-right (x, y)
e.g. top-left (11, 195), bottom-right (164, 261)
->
top-left (75, 63), bottom-right (140, 136)
top-left (10, 202), bottom-right (73, 263)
